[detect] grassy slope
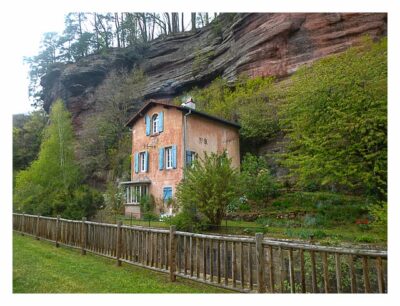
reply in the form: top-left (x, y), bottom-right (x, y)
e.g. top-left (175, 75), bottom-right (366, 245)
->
top-left (13, 234), bottom-right (230, 293)
top-left (120, 219), bottom-right (386, 247)
top-left (117, 192), bottom-right (386, 247)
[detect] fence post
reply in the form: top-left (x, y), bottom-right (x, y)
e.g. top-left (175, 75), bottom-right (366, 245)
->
top-left (116, 221), bottom-right (122, 266)
top-left (81, 217), bottom-right (87, 255)
top-left (55, 215), bottom-right (60, 247)
top-left (35, 215), bottom-right (40, 240)
top-left (255, 233), bottom-right (266, 293)
top-left (169, 225), bottom-right (177, 282)
top-left (21, 213), bottom-right (25, 236)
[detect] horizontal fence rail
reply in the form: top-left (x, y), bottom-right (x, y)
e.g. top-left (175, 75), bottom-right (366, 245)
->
top-left (13, 213), bottom-right (387, 293)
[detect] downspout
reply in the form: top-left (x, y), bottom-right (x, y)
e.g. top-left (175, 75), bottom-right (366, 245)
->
top-left (183, 109), bottom-right (192, 178)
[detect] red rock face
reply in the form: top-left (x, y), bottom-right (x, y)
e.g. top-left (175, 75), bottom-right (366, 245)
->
top-left (40, 13), bottom-right (387, 128)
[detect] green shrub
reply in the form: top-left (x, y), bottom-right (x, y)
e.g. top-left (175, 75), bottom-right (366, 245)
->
top-left (303, 214), bottom-right (317, 227)
top-left (175, 75), bottom-right (280, 144)
top-left (176, 152), bottom-right (240, 226)
top-left (354, 235), bottom-right (376, 243)
top-left (240, 153), bottom-right (280, 206)
top-left (166, 210), bottom-right (209, 232)
top-left (140, 195), bottom-right (157, 221)
top-left (272, 192), bottom-right (369, 227)
top-left (357, 223), bottom-right (372, 232)
top-left (271, 200), bottom-right (290, 210)
top-left (63, 185), bottom-right (104, 220)
top-left (226, 197), bottom-right (249, 213)
top-left (368, 201), bottom-right (387, 227)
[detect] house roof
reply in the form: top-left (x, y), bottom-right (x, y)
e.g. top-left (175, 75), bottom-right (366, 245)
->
top-left (125, 100), bottom-right (241, 129)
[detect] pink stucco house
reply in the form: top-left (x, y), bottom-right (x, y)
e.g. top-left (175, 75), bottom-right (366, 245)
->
top-left (122, 99), bottom-right (240, 218)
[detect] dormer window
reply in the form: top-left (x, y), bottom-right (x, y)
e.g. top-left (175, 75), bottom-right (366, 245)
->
top-left (152, 114), bottom-right (159, 134)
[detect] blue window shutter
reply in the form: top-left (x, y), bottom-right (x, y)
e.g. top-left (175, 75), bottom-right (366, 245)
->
top-left (134, 152), bottom-right (139, 173)
top-left (159, 148), bottom-right (164, 170)
top-left (158, 112), bottom-right (164, 132)
top-left (145, 115), bottom-right (151, 136)
top-left (144, 151), bottom-right (149, 172)
top-left (172, 145), bottom-right (177, 169)
top-left (163, 187), bottom-right (172, 201)
top-left (186, 150), bottom-right (192, 166)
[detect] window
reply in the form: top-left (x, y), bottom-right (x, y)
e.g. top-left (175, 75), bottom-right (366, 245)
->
top-left (135, 151), bottom-right (148, 173)
top-left (152, 114), bottom-right (159, 134)
top-left (165, 147), bottom-right (172, 169)
top-left (126, 185), bottom-right (148, 204)
top-left (139, 152), bottom-right (146, 172)
top-left (186, 150), bottom-right (196, 166)
top-left (163, 187), bottom-right (173, 203)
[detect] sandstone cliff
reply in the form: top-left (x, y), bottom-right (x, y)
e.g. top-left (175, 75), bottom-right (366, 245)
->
top-left (41, 13), bottom-right (387, 128)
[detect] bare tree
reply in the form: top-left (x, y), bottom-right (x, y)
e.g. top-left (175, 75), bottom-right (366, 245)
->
top-left (164, 13), bottom-right (171, 34)
top-left (114, 13), bottom-right (121, 48)
top-left (171, 12), bottom-right (179, 33)
top-left (191, 13), bottom-right (196, 31)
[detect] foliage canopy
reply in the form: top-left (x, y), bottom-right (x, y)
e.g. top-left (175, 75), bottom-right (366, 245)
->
top-left (14, 99), bottom-right (103, 218)
top-left (177, 76), bottom-right (280, 145)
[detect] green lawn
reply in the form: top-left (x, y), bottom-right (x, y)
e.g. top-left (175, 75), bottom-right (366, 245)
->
top-left (13, 234), bottom-right (231, 293)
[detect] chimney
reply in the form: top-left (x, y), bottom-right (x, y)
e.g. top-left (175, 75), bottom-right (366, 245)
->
top-left (181, 97), bottom-right (196, 110)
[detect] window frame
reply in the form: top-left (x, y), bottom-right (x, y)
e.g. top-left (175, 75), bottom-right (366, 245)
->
top-left (186, 150), bottom-right (197, 167)
top-left (139, 151), bottom-right (146, 172)
top-left (165, 146), bottom-right (173, 169)
top-left (152, 113), bottom-right (159, 134)
top-left (163, 186), bottom-right (173, 203)
top-left (126, 184), bottom-right (148, 204)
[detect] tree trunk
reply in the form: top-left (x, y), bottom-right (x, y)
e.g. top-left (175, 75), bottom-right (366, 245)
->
top-left (94, 13), bottom-right (100, 51)
top-left (171, 13), bottom-right (178, 33)
top-left (114, 13), bottom-right (121, 48)
top-left (181, 12), bottom-right (184, 32)
top-left (191, 13), bottom-right (196, 31)
top-left (120, 13), bottom-right (125, 47)
top-left (199, 13), bottom-right (204, 27)
top-left (151, 14), bottom-right (156, 40)
top-left (205, 12), bottom-right (209, 25)
top-left (164, 13), bottom-right (171, 34)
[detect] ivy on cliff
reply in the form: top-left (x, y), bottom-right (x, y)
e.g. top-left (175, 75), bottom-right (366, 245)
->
top-left (280, 37), bottom-right (387, 200)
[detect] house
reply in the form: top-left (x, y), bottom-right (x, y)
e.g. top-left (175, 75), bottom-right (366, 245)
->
top-left (121, 99), bottom-right (241, 218)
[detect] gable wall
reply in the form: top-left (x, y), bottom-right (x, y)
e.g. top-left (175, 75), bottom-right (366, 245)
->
top-left (186, 114), bottom-right (240, 168)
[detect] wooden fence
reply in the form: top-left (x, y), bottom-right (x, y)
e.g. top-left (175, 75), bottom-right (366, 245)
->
top-left (13, 213), bottom-right (387, 293)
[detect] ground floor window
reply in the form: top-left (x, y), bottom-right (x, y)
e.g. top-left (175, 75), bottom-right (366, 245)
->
top-left (126, 184), bottom-right (148, 204)
top-left (163, 187), bottom-right (173, 203)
